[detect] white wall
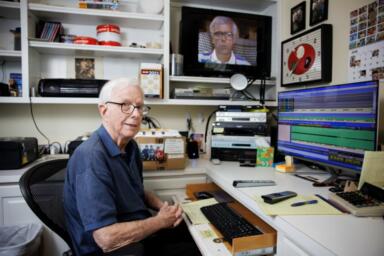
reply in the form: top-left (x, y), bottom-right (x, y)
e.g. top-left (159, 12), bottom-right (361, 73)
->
top-left (0, 104), bottom-right (215, 146)
top-left (280, 0), bottom-right (374, 85)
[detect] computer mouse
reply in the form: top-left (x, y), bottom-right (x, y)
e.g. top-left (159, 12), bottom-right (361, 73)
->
top-left (195, 191), bottom-right (214, 200)
top-left (211, 158), bottom-right (221, 165)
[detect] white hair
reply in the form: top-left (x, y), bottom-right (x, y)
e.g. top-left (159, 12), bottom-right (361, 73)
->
top-left (98, 77), bottom-right (141, 105)
top-left (209, 16), bottom-right (239, 40)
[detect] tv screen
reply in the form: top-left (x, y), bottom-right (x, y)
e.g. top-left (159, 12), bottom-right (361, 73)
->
top-left (277, 80), bottom-right (379, 174)
top-left (180, 7), bottom-right (272, 78)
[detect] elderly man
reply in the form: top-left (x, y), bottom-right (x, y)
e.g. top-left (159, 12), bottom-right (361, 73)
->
top-left (64, 78), bottom-right (200, 255)
top-left (198, 16), bottom-right (250, 65)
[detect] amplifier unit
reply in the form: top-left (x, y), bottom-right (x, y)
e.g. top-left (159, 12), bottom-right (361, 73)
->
top-left (216, 111), bottom-right (267, 123)
top-left (218, 105), bottom-right (265, 112)
top-left (212, 135), bottom-right (257, 149)
top-left (211, 147), bottom-right (256, 162)
top-left (173, 88), bottom-right (231, 100)
top-left (211, 135), bottom-right (270, 149)
top-left (38, 79), bottom-right (108, 97)
top-left (212, 122), bottom-right (268, 136)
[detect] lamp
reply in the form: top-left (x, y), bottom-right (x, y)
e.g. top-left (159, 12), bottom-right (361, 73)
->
top-left (229, 73), bottom-right (249, 91)
top-left (229, 73), bottom-right (266, 105)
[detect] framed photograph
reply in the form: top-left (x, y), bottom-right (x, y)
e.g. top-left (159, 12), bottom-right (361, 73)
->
top-left (281, 24), bottom-right (333, 86)
top-left (310, 0), bottom-right (329, 26)
top-left (75, 58), bottom-right (95, 79)
top-left (291, 1), bottom-right (306, 34)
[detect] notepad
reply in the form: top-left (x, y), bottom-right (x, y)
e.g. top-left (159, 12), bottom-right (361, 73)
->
top-left (358, 151), bottom-right (384, 190)
top-left (252, 194), bottom-right (343, 216)
top-left (181, 198), bottom-right (218, 224)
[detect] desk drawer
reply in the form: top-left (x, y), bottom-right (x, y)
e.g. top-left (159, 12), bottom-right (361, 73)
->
top-left (186, 183), bottom-right (277, 256)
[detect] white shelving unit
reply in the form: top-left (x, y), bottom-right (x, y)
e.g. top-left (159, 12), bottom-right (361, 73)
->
top-left (28, 2), bottom-right (165, 31)
top-left (0, 0), bottom-right (279, 107)
top-left (29, 41), bottom-right (163, 58)
top-left (168, 0), bottom-right (279, 107)
top-left (170, 75), bottom-right (276, 86)
top-left (0, 0), bottom-right (20, 15)
top-left (0, 49), bottom-right (22, 60)
top-left (0, 0), bottom-right (22, 97)
top-left (29, 96), bottom-right (277, 106)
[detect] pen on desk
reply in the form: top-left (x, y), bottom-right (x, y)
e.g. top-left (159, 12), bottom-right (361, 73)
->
top-left (291, 199), bottom-right (318, 207)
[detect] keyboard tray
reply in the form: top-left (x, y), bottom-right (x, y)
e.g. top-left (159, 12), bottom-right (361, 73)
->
top-left (186, 183), bottom-right (277, 255)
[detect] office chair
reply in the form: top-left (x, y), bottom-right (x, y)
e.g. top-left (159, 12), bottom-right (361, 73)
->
top-left (19, 158), bottom-right (74, 255)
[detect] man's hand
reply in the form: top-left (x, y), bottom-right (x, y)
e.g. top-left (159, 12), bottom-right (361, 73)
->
top-left (156, 202), bottom-right (183, 228)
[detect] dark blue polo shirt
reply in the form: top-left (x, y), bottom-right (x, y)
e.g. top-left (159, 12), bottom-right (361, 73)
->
top-left (63, 126), bottom-right (151, 255)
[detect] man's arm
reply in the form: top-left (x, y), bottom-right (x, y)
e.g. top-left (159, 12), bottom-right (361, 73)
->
top-left (93, 201), bottom-right (183, 252)
top-left (144, 190), bottom-right (164, 210)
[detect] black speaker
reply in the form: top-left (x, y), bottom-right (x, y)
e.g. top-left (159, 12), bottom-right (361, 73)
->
top-left (0, 83), bottom-right (10, 96)
top-left (187, 140), bottom-right (199, 159)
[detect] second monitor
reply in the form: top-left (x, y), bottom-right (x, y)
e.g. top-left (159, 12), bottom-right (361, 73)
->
top-left (277, 80), bottom-right (379, 182)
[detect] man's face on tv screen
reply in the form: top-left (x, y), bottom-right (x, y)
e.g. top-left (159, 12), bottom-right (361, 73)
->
top-left (212, 23), bottom-right (235, 56)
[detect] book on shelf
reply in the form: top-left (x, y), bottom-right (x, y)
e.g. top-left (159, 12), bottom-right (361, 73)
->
top-left (78, 0), bottom-right (119, 10)
top-left (36, 21), bottom-right (63, 42)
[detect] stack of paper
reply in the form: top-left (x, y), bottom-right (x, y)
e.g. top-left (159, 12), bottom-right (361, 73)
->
top-left (181, 198), bottom-right (218, 224)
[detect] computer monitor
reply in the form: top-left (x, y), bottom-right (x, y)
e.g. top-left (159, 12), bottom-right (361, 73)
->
top-left (277, 81), bottom-right (379, 183)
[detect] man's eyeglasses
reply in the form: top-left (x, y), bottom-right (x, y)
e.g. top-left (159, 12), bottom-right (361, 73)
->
top-left (213, 31), bottom-right (234, 40)
top-left (105, 101), bottom-right (150, 115)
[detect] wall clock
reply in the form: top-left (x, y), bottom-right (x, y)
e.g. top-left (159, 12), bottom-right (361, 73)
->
top-left (281, 24), bottom-right (332, 86)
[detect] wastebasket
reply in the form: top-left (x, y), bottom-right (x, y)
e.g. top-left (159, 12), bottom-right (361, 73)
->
top-left (0, 223), bottom-right (43, 256)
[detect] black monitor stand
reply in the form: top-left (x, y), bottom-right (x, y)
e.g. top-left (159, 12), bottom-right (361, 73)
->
top-left (313, 167), bottom-right (359, 187)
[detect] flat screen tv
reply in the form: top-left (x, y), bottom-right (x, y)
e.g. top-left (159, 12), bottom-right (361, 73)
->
top-left (180, 7), bottom-right (272, 79)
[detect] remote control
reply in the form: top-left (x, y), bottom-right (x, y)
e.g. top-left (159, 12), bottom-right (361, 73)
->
top-left (261, 191), bottom-right (297, 204)
top-left (232, 180), bottom-right (276, 188)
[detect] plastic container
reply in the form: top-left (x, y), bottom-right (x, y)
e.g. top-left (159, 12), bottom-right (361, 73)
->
top-left (73, 36), bottom-right (98, 45)
top-left (0, 223), bottom-right (43, 256)
top-left (170, 54), bottom-right (183, 76)
top-left (97, 24), bottom-right (121, 46)
top-left (139, 0), bottom-right (164, 14)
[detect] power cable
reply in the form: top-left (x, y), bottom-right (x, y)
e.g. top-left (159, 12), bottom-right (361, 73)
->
top-left (29, 96), bottom-right (50, 151)
top-left (204, 109), bottom-right (218, 153)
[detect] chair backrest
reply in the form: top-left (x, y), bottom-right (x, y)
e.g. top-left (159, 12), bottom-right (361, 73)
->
top-left (19, 158), bottom-right (73, 252)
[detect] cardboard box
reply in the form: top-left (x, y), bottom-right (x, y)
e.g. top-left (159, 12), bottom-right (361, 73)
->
top-left (135, 134), bottom-right (186, 170)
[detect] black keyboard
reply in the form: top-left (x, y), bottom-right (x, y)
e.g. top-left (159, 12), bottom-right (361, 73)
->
top-left (201, 203), bottom-right (262, 244)
top-left (329, 190), bottom-right (384, 217)
top-left (335, 191), bottom-right (381, 207)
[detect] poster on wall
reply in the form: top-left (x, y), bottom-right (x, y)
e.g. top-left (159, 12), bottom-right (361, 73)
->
top-left (348, 0), bottom-right (384, 82)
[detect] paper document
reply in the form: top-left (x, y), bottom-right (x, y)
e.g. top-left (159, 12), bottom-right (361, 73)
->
top-left (252, 194), bottom-right (343, 216)
top-left (181, 198), bottom-right (218, 224)
top-left (194, 224), bottom-right (231, 256)
top-left (358, 151), bottom-right (384, 189)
